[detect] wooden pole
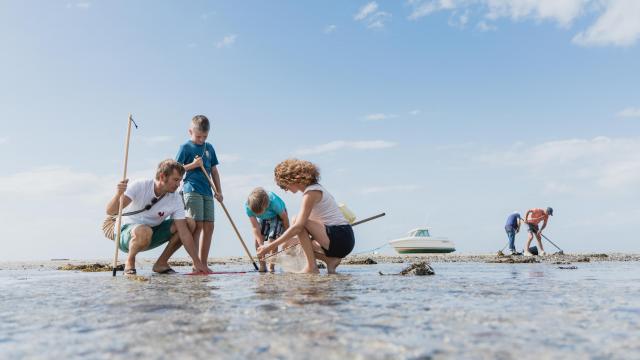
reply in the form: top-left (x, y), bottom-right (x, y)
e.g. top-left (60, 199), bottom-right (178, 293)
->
top-left (199, 164), bottom-right (259, 271)
top-left (112, 114), bottom-right (134, 277)
top-left (351, 212), bottom-right (386, 226)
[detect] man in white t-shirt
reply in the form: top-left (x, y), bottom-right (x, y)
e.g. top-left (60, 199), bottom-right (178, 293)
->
top-left (106, 159), bottom-right (209, 275)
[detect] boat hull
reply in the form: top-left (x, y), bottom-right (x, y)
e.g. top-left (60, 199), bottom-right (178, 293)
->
top-left (394, 248), bottom-right (456, 254)
top-left (389, 237), bottom-right (456, 254)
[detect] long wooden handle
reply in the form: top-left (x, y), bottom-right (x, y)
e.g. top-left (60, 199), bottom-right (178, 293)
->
top-left (198, 164), bottom-right (259, 270)
top-left (351, 212), bottom-right (385, 226)
top-left (113, 114), bottom-right (134, 276)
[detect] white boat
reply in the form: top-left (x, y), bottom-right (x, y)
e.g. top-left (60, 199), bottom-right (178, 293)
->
top-left (389, 228), bottom-right (455, 254)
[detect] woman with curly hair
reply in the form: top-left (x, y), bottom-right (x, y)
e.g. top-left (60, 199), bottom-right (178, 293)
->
top-left (256, 159), bottom-right (354, 274)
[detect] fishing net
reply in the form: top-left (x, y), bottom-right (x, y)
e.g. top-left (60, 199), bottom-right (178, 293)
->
top-left (266, 244), bottom-right (306, 273)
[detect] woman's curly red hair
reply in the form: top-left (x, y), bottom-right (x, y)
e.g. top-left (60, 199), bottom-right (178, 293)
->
top-left (274, 159), bottom-right (320, 190)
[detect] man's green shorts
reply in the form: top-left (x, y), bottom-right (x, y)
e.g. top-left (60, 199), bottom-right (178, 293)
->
top-left (118, 219), bottom-right (174, 253)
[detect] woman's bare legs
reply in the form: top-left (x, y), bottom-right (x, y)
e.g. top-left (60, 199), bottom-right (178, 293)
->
top-left (296, 227), bottom-right (319, 273)
top-left (313, 251), bottom-right (342, 274)
top-left (302, 218), bottom-right (343, 274)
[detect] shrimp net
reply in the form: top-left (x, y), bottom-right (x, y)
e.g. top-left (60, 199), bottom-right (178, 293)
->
top-left (265, 244), bottom-right (306, 273)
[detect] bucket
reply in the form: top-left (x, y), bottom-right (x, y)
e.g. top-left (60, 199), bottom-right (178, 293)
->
top-left (339, 203), bottom-right (356, 224)
top-left (528, 246), bottom-right (539, 255)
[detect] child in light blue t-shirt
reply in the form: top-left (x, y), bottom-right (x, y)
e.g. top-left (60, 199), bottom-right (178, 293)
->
top-left (246, 187), bottom-right (289, 272)
top-left (175, 115), bottom-right (222, 273)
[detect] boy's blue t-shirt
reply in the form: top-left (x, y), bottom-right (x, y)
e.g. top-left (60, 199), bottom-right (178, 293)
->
top-left (245, 192), bottom-right (286, 220)
top-left (176, 141), bottom-right (219, 196)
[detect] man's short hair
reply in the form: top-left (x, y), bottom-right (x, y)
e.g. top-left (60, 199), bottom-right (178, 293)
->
top-left (155, 159), bottom-right (185, 180)
top-left (192, 115), bottom-right (210, 133)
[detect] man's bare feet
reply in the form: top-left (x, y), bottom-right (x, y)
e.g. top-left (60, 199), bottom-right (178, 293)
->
top-left (126, 258), bottom-right (136, 273)
top-left (190, 266), bottom-right (214, 274)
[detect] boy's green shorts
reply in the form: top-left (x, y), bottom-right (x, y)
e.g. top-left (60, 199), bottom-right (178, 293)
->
top-left (118, 219), bottom-right (174, 253)
top-left (184, 192), bottom-right (215, 222)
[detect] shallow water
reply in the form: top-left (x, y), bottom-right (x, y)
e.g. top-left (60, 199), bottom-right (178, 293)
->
top-left (1, 261), bottom-right (639, 359)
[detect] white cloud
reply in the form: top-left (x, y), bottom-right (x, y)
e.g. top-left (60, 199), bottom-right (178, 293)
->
top-left (364, 113), bottom-right (398, 121)
top-left (361, 184), bottom-right (421, 194)
top-left (216, 34), bottom-right (237, 49)
top-left (617, 107), bottom-right (640, 118)
top-left (220, 172), bottom-right (272, 198)
top-left (295, 140), bottom-right (397, 155)
top-left (0, 137), bottom-right (7, 145)
top-left (408, 0), bottom-right (458, 21)
top-left (187, 42), bottom-right (197, 48)
top-left (448, 10), bottom-right (470, 28)
top-left (475, 136), bottom-right (640, 192)
top-left (573, 0), bottom-right (640, 47)
top-left (366, 11), bottom-right (392, 29)
top-left (477, 20), bottom-right (497, 32)
top-left (409, 110), bottom-right (421, 115)
top-left (354, 2), bottom-right (391, 29)
top-left (0, 166), bottom-right (114, 202)
top-left (324, 24), bottom-right (337, 34)
top-left (355, 2), bottom-right (379, 20)
top-left (139, 135), bottom-right (172, 146)
top-left (484, 0), bottom-right (585, 27)
top-left (409, 0), bottom-right (584, 25)
top-left (407, 0), bottom-right (640, 47)
top-left (218, 153), bottom-right (241, 163)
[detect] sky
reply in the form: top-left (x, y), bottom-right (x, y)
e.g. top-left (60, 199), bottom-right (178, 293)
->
top-left (0, 0), bottom-right (639, 261)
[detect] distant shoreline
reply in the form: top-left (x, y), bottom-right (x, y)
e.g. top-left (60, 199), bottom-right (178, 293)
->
top-left (2, 252), bottom-right (639, 271)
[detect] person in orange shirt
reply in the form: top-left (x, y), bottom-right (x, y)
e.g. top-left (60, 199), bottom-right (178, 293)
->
top-left (523, 207), bottom-right (553, 256)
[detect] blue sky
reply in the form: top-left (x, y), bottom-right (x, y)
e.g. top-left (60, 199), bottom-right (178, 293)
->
top-left (1, 1), bottom-right (639, 261)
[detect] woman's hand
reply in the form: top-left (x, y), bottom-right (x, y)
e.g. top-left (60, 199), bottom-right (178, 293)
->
top-left (256, 244), bottom-right (270, 259)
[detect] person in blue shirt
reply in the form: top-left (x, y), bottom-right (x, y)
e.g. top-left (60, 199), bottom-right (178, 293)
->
top-left (175, 115), bottom-right (222, 273)
top-left (246, 187), bottom-right (290, 272)
top-left (504, 212), bottom-right (523, 255)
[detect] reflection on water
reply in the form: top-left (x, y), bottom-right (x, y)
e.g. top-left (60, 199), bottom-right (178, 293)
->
top-left (254, 273), bottom-right (356, 306)
top-left (1, 262), bottom-right (639, 359)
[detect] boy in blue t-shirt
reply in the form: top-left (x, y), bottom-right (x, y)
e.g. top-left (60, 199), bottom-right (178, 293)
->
top-left (246, 187), bottom-right (289, 272)
top-left (176, 115), bottom-right (222, 273)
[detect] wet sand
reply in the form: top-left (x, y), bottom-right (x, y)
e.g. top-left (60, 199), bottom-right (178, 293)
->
top-left (3, 252), bottom-right (634, 272)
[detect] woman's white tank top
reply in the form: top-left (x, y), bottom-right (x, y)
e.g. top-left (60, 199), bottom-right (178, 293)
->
top-left (304, 184), bottom-right (348, 226)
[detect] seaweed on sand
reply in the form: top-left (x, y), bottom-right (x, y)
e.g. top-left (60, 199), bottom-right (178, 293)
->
top-left (486, 256), bottom-right (539, 264)
top-left (344, 258), bottom-right (378, 265)
top-left (58, 263), bottom-right (124, 272)
top-left (379, 261), bottom-right (435, 276)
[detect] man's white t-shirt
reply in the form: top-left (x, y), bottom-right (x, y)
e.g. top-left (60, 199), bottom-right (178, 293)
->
top-left (117, 179), bottom-right (186, 229)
